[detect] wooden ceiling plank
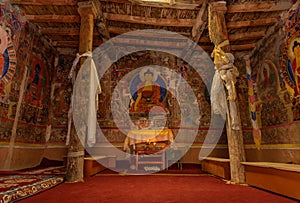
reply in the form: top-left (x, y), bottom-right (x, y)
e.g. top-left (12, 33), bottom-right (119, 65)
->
top-left (26, 15), bottom-right (80, 23)
top-left (10, 0), bottom-right (77, 6)
top-left (227, 1), bottom-right (291, 13)
top-left (104, 13), bottom-right (195, 27)
top-left (227, 18), bottom-right (277, 29)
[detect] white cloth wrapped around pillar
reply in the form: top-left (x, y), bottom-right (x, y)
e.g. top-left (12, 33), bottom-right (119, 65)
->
top-left (87, 56), bottom-right (101, 147)
top-left (218, 53), bottom-right (240, 130)
top-left (211, 67), bottom-right (227, 120)
top-left (66, 52), bottom-right (101, 147)
top-left (211, 42), bottom-right (240, 130)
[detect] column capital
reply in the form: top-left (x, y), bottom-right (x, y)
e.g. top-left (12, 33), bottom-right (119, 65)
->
top-left (78, 1), bottom-right (97, 18)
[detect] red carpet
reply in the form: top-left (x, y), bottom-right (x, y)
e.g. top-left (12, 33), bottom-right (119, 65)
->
top-left (19, 175), bottom-right (297, 203)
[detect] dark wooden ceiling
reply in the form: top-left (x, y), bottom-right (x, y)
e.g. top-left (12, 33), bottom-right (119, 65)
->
top-left (10, 0), bottom-right (292, 55)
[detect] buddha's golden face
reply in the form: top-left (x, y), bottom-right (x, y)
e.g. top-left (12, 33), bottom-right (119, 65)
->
top-left (144, 73), bottom-right (153, 82)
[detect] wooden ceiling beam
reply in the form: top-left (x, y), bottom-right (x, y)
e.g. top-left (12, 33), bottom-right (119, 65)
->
top-left (192, 0), bottom-right (208, 43)
top-left (104, 13), bottom-right (195, 27)
top-left (227, 1), bottom-right (291, 13)
top-left (51, 39), bottom-right (214, 51)
top-left (40, 28), bottom-right (99, 36)
top-left (229, 31), bottom-right (265, 41)
top-left (39, 27), bottom-right (194, 39)
top-left (230, 43), bottom-right (256, 51)
top-left (26, 15), bottom-right (80, 23)
top-left (52, 40), bottom-right (103, 47)
top-left (10, 0), bottom-right (77, 6)
top-left (27, 13), bottom-right (195, 26)
top-left (227, 18), bottom-right (277, 29)
top-left (99, 0), bottom-right (198, 10)
top-left (40, 28), bottom-right (80, 35)
top-left (52, 40), bottom-right (254, 52)
top-left (107, 27), bottom-right (192, 37)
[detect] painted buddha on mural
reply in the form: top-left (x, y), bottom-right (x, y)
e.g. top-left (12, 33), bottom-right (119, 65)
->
top-left (287, 37), bottom-right (300, 98)
top-left (129, 68), bottom-right (168, 115)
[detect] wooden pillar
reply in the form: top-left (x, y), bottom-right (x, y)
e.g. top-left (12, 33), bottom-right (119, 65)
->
top-left (78, 1), bottom-right (95, 55)
top-left (66, 1), bottom-right (96, 182)
top-left (208, 1), bottom-right (246, 184)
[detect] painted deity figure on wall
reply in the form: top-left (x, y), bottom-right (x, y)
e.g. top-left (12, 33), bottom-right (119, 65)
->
top-left (257, 61), bottom-right (279, 103)
top-left (286, 37), bottom-right (300, 98)
top-left (24, 56), bottom-right (45, 108)
top-left (0, 24), bottom-right (16, 102)
top-left (0, 26), bottom-right (8, 79)
top-left (130, 68), bottom-right (168, 114)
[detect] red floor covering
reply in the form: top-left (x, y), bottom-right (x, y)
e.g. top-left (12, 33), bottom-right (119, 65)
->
top-left (19, 175), bottom-right (297, 203)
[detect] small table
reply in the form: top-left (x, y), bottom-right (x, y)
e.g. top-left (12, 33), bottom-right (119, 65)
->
top-left (135, 150), bottom-right (166, 171)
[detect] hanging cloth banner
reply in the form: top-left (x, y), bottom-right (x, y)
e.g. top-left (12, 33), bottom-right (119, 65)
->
top-left (66, 52), bottom-right (101, 147)
top-left (246, 58), bottom-right (261, 150)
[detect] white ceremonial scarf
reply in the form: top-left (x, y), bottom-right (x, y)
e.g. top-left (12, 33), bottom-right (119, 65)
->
top-left (87, 56), bottom-right (101, 147)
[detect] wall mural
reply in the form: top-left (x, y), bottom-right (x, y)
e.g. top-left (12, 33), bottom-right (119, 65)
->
top-left (0, 2), bottom-right (56, 145)
top-left (281, 3), bottom-right (300, 121)
top-left (256, 60), bottom-right (288, 126)
top-left (243, 2), bottom-right (300, 151)
top-left (17, 34), bottom-right (54, 143)
top-left (97, 50), bottom-right (227, 145)
top-left (49, 55), bottom-right (74, 144)
top-left (0, 2), bottom-right (25, 105)
top-left (0, 25), bottom-right (16, 97)
top-left (129, 67), bottom-right (168, 114)
top-left (0, 2), bottom-right (26, 142)
top-left (24, 55), bottom-right (45, 108)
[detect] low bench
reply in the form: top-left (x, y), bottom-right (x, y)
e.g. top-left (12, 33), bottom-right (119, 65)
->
top-left (84, 155), bottom-right (116, 177)
top-left (201, 157), bottom-right (230, 180)
top-left (242, 162), bottom-right (300, 200)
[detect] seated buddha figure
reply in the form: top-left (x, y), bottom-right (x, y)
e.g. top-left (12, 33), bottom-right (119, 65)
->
top-left (130, 69), bottom-right (167, 114)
